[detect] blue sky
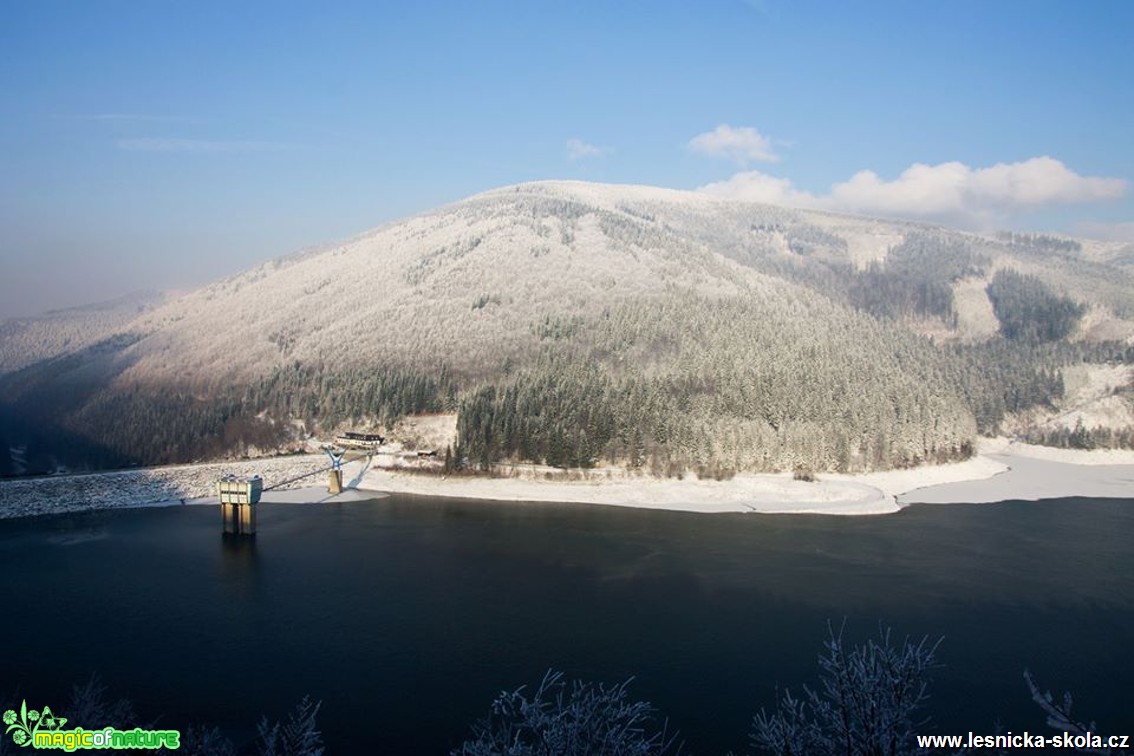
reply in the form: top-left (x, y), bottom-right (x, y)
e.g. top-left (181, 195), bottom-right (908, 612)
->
top-left (1, 1), bottom-right (1132, 317)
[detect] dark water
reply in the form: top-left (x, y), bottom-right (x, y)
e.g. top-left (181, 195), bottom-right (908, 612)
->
top-left (2, 496), bottom-right (1132, 754)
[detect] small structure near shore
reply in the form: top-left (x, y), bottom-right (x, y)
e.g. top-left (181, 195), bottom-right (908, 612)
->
top-left (323, 448), bottom-right (346, 494)
top-left (334, 431), bottom-right (385, 451)
top-left (217, 474), bottom-right (262, 536)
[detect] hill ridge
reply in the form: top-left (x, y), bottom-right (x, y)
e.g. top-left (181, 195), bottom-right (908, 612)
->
top-left (2, 180), bottom-right (1132, 476)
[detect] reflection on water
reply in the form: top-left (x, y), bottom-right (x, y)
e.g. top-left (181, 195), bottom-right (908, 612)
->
top-left (219, 532), bottom-right (258, 566)
top-left (218, 532), bottom-right (259, 598)
top-left (1, 496), bottom-right (1132, 754)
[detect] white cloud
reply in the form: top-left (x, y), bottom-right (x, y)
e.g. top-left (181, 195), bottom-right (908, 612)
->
top-left (117, 137), bottom-right (286, 153)
top-left (688, 124), bottom-right (779, 165)
top-left (566, 138), bottom-right (609, 160)
top-left (697, 156), bottom-right (1127, 228)
top-left (697, 170), bottom-right (812, 206)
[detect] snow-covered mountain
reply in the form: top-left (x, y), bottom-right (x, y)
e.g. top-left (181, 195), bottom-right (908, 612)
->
top-left (3, 180), bottom-right (1133, 475)
top-left (9, 181), bottom-right (1134, 384)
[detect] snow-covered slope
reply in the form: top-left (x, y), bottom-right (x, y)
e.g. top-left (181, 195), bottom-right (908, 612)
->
top-left (0, 290), bottom-right (165, 375)
top-left (85, 182), bottom-right (852, 384)
top-left (3, 180), bottom-right (1133, 474)
top-left (24, 180), bottom-right (1127, 389)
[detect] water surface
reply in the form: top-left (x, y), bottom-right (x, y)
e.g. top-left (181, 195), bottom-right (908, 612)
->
top-left (2, 496), bottom-right (1132, 753)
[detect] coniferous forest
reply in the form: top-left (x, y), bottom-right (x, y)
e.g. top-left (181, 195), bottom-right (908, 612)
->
top-left (2, 182), bottom-right (1133, 477)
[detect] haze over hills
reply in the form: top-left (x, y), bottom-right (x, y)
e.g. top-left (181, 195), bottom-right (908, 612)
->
top-left (2, 181), bottom-right (1133, 477)
top-left (0, 289), bottom-right (166, 374)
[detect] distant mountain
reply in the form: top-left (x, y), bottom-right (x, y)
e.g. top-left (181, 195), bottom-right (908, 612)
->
top-left (2, 181), bottom-right (1133, 476)
top-left (0, 289), bottom-right (165, 375)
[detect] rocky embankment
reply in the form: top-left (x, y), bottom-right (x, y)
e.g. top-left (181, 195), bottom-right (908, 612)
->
top-left (0, 455), bottom-right (327, 519)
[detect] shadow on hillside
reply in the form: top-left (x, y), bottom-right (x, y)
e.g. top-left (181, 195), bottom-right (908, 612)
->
top-left (0, 335), bottom-right (145, 475)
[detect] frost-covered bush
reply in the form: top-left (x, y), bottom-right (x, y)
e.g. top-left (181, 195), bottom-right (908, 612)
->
top-left (1024, 671), bottom-right (1127, 755)
top-left (65, 675), bottom-right (139, 732)
top-left (256, 696), bottom-right (325, 756)
top-left (750, 624), bottom-right (940, 756)
top-left (454, 670), bottom-right (680, 756)
top-left (180, 724), bottom-right (237, 756)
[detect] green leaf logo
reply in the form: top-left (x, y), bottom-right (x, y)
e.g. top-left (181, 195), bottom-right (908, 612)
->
top-left (4, 700), bottom-right (63, 748)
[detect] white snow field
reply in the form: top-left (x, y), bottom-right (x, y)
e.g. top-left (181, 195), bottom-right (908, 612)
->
top-left (2, 439), bottom-right (1129, 520)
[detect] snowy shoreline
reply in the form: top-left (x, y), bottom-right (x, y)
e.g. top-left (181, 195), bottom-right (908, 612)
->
top-left (347, 438), bottom-right (1132, 515)
top-left (1, 438), bottom-right (1131, 521)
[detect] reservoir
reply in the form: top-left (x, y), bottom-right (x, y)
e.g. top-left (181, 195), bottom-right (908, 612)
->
top-left (2, 495), bottom-right (1132, 753)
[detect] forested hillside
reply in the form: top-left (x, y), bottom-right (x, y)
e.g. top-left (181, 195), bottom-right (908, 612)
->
top-left (0, 290), bottom-right (164, 374)
top-left (3, 181), bottom-right (1133, 477)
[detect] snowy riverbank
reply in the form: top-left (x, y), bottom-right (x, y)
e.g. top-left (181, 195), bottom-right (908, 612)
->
top-left (1, 439), bottom-right (1131, 520)
top-left (350, 437), bottom-right (1132, 514)
top-left (896, 438), bottom-right (1134, 505)
top-left (354, 446), bottom-right (1012, 515)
